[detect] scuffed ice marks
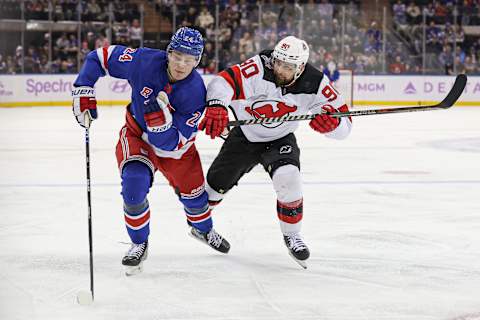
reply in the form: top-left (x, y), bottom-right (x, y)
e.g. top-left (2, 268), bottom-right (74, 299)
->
top-left (419, 137), bottom-right (480, 153)
top-left (319, 230), bottom-right (480, 289)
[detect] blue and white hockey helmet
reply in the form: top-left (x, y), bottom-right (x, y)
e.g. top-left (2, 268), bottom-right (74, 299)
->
top-left (167, 27), bottom-right (204, 62)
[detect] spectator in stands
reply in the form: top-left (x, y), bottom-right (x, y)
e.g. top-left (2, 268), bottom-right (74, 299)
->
top-left (389, 55), bottom-right (406, 74)
top-left (79, 41), bottom-right (90, 65)
top-left (318, 0), bottom-right (334, 22)
top-left (453, 24), bottom-right (465, 44)
top-left (55, 33), bottom-right (70, 60)
top-left (185, 6), bottom-right (198, 26)
top-left (365, 21), bottom-right (382, 53)
top-left (318, 19), bottom-right (333, 44)
top-left (0, 54), bottom-right (7, 74)
top-left (463, 55), bottom-right (477, 74)
top-left (54, 1), bottom-right (64, 21)
top-left (455, 46), bottom-right (466, 65)
top-left (218, 20), bottom-right (232, 45)
top-left (204, 60), bottom-right (217, 74)
top-left (423, 3), bottom-right (435, 24)
top-left (228, 44), bottom-right (240, 65)
top-left (426, 21), bottom-right (443, 53)
top-left (433, 1), bottom-right (449, 24)
top-left (364, 55), bottom-right (379, 74)
top-left (14, 46), bottom-right (23, 73)
top-left (261, 6), bottom-right (278, 26)
top-left (278, 18), bottom-right (296, 39)
top-left (130, 19), bottom-right (142, 48)
top-left (353, 55), bottom-right (365, 74)
top-left (444, 22), bottom-right (455, 43)
top-left (25, 0), bottom-right (48, 20)
top-left (24, 46), bottom-right (41, 73)
top-left (59, 57), bottom-right (75, 73)
top-left (200, 41), bottom-right (215, 68)
top-left (439, 45), bottom-right (454, 75)
top-left (63, 1), bottom-right (77, 21)
top-left (393, 0), bottom-right (407, 26)
top-left (219, 49), bottom-right (231, 71)
top-left (6, 55), bottom-right (16, 74)
top-left (196, 6), bottom-right (214, 30)
top-left (324, 61), bottom-right (340, 82)
top-left (115, 20), bottom-right (130, 44)
top-left (67, 34), bottom-right (79, 55)
top-left (406, 2), bottom-right (421, 25)
top-left (238, 31), bottom-right (255, 56)
top-left (84, 0), bottom-right (104, 22)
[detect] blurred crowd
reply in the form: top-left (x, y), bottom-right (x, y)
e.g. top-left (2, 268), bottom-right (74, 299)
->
top-left (0, 0), bottom-right (479, 75)
top-left (391, 0), bottom-right (480, 74)
top-left (0, 0), bottom-right (141, 74)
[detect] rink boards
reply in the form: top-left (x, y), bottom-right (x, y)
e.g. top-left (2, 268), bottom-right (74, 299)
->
top-left (0, 74), bottom-right (479, 108)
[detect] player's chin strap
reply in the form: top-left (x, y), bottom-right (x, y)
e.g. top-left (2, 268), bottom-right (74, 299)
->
top-left (227, 74), bottom-right (467, 127)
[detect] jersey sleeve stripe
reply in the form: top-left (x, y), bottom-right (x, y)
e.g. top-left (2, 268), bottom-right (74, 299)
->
top-left (96, 45), bottom-right (116, 75)
top-left (219, 66), bottom-right (245, 100)
top-left (218, 69), bottom-right (237, 99)
top-left (102, 47), bottom-right (109, 70)
top-left (338, 104), bottom-right (352, 122)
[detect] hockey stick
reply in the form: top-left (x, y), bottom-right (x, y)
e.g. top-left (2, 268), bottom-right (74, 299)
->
top-left (227, 74), bottom-right (467, 127)
top-left (84, 115), bottom-right (94, 302)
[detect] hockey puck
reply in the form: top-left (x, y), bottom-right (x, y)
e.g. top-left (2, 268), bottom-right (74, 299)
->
top-left (76, 290), bottom-right (93, 305)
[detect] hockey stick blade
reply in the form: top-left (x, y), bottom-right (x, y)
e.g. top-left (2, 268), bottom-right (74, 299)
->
top-left (227, 74), bottom-right (467, 127)
top-left (433, 73), bottom-right (467, 108)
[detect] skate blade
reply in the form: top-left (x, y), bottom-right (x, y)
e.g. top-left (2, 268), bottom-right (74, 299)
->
top-left (125, 263), bottom-right (143, 276)
top-left (189, 230), bottom-right (209, 248)
top-left (188, 230), bottom-right (228, 254)
top-left (288, 251), bottom-right (308, 269)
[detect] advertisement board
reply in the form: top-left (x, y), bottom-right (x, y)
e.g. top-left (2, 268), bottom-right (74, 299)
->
top-left (0, 74), bottom-right (478, 107)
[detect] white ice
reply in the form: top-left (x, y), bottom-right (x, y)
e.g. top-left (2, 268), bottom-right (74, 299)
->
top-left (1, 106), bottom-right (480, 320)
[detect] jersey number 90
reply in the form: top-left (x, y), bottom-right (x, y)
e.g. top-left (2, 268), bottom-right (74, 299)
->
top-left (240, 59), bottom-right (259, 78)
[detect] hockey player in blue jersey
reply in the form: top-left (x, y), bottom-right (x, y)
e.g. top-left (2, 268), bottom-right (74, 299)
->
top-left (72, 27), bottom-right (230, 275)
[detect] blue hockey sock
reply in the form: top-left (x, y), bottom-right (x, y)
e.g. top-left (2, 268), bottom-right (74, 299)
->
top-left (121, 161), bottom-right (152, 244)
top-left (124, 199), bottom-right (150, 244)
top-left (184, 203), bottom-right (212, 233)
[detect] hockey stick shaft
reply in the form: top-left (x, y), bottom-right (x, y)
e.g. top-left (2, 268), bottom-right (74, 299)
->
top-left (227, 74), bottom-right (467, 127)
top-left (84, 117), bottom-right (94, 301)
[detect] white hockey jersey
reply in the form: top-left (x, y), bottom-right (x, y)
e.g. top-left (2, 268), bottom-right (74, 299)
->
top-left (206, 50), bottom-right (352, 142)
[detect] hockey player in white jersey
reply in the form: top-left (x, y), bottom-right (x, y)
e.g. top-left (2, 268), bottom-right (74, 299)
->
top-left (198, 36), bottom-right (352, 268)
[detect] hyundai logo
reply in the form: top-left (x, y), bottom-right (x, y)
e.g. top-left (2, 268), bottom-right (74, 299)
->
top-left (110, 80), bottom-right (131, 93)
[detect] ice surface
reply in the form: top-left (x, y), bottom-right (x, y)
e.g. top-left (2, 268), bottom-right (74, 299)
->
top-left (1, 106), bottom-right (480, 320)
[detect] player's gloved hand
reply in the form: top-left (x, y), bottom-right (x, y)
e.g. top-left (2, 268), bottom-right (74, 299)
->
top-left (72, 86), bottom-right (97, 128)
top-left (198, 100), bottom-right (229, 139)
top-left (309, 105), bottom-right (340, 134)
top-left (144, 91), bottom-right (173, 133)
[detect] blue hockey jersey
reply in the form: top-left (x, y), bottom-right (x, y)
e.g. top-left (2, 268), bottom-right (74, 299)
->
top-left (74, 45), bottom-right (206, 159)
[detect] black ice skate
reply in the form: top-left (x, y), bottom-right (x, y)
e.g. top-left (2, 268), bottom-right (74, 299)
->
top-left (189, 228), bottom-right (230, 254)
top-left (122, 240), bottom-right (148, 276)
top-left (283, 233), bottom-right (310, 269)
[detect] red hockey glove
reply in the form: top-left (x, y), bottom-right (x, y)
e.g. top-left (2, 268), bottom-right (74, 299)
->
top-left (198, 100), bottom-right (229, 139)
top-left (309, 105), bottom-right (340, 134)
top-left (72, 86), bottom-right (97, 128)
top-left (144, 91), bottom-right (173, 133)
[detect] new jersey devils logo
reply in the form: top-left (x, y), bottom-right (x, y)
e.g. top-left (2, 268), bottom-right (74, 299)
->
top-left (245, 100), bottom-right (297, 128)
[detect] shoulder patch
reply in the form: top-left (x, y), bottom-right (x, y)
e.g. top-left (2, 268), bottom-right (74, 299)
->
top-left (259, 50), bottom-right (275, 84)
